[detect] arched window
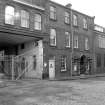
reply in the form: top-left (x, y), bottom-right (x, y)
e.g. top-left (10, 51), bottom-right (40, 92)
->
top-left (5, 6), bottom-right (15, 25)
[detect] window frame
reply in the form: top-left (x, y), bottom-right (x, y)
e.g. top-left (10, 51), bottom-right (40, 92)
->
top-left (65, 11), bottom-right (70, 24)
top-left (50, 28), bottom-right (57, 46)
top-left (5, 5), bottom-right (15, 25)
top-left (73, 14), bottom-right (78, 26)
top-left (34, 13), bottom-right (42, 30)
top-left (85, 37), bottom-right (89, 50)
top-left (83, 18), bottom-right (88, 29)
top-left (60, 56), bottom-right (67, 72)
top-left (20, 10), bottom-right (29, 28)
top-left (65, 32), bottom-right (70, 47)
top-left (74, 36), bottom-right (78, 48)
top-left (50, 6), bottom-right (56, 20)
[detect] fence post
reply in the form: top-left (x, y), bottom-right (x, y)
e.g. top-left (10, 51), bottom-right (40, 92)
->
top-left (12, 56), bottom-right (14, 80)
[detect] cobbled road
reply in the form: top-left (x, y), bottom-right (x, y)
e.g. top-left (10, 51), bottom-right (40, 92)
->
top-left (0, 77), bottom-right (105, 105)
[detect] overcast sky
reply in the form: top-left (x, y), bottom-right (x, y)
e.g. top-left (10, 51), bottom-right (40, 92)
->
top-left (52, 0), bottom-right (105, 27)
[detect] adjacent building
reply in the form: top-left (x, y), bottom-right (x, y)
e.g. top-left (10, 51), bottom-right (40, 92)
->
top-left (0, 0), bottom-right (104, 80)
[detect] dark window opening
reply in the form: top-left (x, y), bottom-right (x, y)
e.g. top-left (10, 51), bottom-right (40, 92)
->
top-left (97, 54), bottom-right (101, 67)
top-left (21, 43), bottom-right (25, 49)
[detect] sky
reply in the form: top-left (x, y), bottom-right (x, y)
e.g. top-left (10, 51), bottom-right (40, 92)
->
top-left (52, 0), bottom-right (105, 27)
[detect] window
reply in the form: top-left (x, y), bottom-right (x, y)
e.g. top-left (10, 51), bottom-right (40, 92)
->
top-left (20, 10), bottom-right (29, 28)
top-left (21, 57), bottom-right (25, 70)
top-left (21, 43), bottom-right (25, 49)
top-left (83, 18), bottom-right (88, 29)
top-left (50, 29), bottom-right (56, 46)
top-left (85, 38), bottom-right (89, 50)
top-left (65, 12), bottom-right (70, 24)
top-left (50, 6), bottom-right (56, 20)
top-left (104, 54), bottom-right (105, 67)
top-left (33, 55), bottom-right (36, 70)
top-left (97, 54), bottom-right (101, 67)
top-left (74, 36), bottom-right (78, 48)
top-left (73, 14), bottom-right (77, 26)
top-left (60, 56), bottom-right (66, 71)
top-left (65, 32), bottom-right (70, 47)
top-left (34, 14), bottom-right (41, 30)
top-left (5, 6), bottom-right (15, 25)
top-left (98, 36), bottom-right (105, 48)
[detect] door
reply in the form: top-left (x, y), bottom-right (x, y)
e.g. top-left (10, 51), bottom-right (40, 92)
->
top-left (49, 59), bottom-right (55, 79)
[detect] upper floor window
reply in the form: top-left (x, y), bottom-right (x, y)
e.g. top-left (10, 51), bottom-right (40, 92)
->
top-left (74, 36), bottom-right (78, 48)
top-left (85, 38), bottom-right (89, 50)
top-left (98, 36), bottom-right (105, 48)
top-left (65, 32), bottom-right (70, 47)
top-left (83, 18), bottom-right (88, 29)
top-left (65, 12), bottom-right (70, 24)
top-left (60, 56), bottom-right (67, 71)
top-left (34, 14), bottom-right (42, 30)
top-left (50, 29), bottom-right (56, 46)
top-left (5, 6), bottom-right (15, 25)
top-left (73, 14), bottom-right (78, 26)
top-left (50, 6), bottom-right (56, 20)
top-left (20, 10), bottom-right (29, 28)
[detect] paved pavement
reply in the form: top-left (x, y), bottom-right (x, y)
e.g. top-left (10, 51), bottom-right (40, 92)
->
top-left (0, 77), bottom-right (105, 105)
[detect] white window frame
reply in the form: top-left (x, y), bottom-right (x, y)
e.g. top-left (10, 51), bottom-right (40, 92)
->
top-left (65, 12), bottom-right (70, 24)
top-left (50, 29), bottom-right (56, 46)
top-left (83, 18), bottom-right (88, 29)
top-left (65, 32), bottom-right (70, 47)
top-left (50, 6), bottom-right (56, 20)
top-left (20, 10), bottom-right (29, 28)
top-left (98, 36), bottom-right (105, 48)
top-left (85, 38), bottom-right (89, 50)
top-left (61, 56), bottom-right (67, 71)
top-left (34, 14), bottom-right (42, 30)
top-left (5, 6), bottom-right (15, 25)
top-left (73, 14), bottom-right (78, 26)
top-left (74, 36), bottom-right (78, 48)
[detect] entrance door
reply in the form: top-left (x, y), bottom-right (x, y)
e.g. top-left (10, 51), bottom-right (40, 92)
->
top-left (49, 59), bottom-right (55, 79)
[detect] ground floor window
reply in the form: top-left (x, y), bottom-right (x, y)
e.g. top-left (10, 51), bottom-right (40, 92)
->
top-left (97, 54), bottom-right (101, 67)
top-left (60, 56), bottom-right (66, 71)
top-left (33, 55), bottom-right (36, 70)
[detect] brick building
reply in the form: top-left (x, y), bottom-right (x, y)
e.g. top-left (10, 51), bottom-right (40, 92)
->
top-left (94, 25), bottom-right (105, 74)
top-left (0, 0), bottom-right (104, 80)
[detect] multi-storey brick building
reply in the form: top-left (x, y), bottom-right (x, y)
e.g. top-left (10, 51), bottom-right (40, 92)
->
top-left (93, 24), bottom-right (105, 74)
top-left (0, 0), bottom-right (104, 80)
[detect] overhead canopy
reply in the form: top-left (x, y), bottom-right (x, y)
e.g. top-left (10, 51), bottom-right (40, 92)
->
top-left (0, 32), bottom-right (41, 47)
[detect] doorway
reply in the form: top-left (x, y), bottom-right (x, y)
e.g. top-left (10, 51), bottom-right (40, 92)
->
top-left (49, 59), bottom-right (55, 79)
top-left (80, 55), bottom-right (87, 74)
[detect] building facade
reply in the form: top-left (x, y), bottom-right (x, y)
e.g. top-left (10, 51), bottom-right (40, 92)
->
top-left (0, 0), bottom-right (104, 80)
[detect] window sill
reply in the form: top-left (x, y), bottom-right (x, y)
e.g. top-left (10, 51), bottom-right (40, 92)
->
top-left (83, 28), bottom-right (88, 31)
top-left (74, 47), bottom-right (79, 49)
top-left (4, 23), bottom-right (15, 27)
top-left (49, 18), bottom-right (57, 21)
top-left (64, 22), bottom-right (70, 25)
top-left (50, 45), bottom-right (57, 47)
top-left (61, 69), bottom-right (67, 72)
top-left (73, 25), bottom-right (79, 28)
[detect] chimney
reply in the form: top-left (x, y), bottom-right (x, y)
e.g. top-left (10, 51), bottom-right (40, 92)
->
top-left (65, 3), bottom-right (72, 9)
